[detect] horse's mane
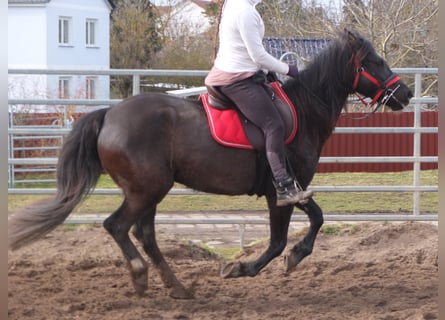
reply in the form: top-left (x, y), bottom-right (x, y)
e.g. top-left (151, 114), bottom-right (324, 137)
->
top-left (282, 30), bottom-right (373, 142)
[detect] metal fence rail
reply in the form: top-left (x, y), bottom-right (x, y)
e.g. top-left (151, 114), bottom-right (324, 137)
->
top-left (8, 68), bottom-right (438, 223)
top-left (62, 212), bottom-right (438, 249)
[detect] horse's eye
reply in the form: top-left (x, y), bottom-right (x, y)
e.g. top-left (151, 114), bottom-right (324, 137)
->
top-left (367, 59), bottom-right (384, 67)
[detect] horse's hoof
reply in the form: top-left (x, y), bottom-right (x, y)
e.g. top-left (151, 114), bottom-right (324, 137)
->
top-left (284, 245), bottom-right (310, 273)
top-left (169, 287), bottom-right (194, 300)
top-left (133, 280), bottom-right (148, 296)
top-left (131, 271), bottom-right (148, 296)
top-left (130, 259), bottom-right (148, 296)
top-left (220, 261), bottom-right (242, 278)
top-left (283, 253), bottom-right (298, 273)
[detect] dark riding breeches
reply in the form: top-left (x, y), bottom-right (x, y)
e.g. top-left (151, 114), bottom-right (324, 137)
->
top-left (219, 76), bottom-right (288, 181)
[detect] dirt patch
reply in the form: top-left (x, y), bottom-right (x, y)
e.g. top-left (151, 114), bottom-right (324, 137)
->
top-left (8, 221), bottom-right (438, 320)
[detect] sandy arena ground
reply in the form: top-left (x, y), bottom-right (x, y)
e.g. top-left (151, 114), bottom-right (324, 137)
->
top-left (8, 220), bottom-right (438, 320)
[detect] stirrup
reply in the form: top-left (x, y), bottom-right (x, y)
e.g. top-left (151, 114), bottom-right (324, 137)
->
top-left (274, 177), bottom-right (314, 206)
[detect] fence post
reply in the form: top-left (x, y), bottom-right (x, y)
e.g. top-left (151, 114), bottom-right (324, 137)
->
top-left (132, 75), bottom-right (140, 96)
top-left (8, 112), bottom-right (14, 187)
top-left (412, 73), bottom-right (422, 216)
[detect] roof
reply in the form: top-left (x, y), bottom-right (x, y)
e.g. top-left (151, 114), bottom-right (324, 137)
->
top-left (8, 0), bottom-right (115, 9)
top-left (8, 0), bottom-right (51, 3)
top-left (263, 37), bottom-right (331, 66)
top-left (189, 0), bottom-right (211, 9)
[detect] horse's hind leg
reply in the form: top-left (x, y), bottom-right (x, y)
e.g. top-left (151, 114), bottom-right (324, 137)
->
top-left (284, 198), bottom-right (324, 272)
top-left (103, 199), bottom-right (149, 295)
top-left (132, 207), bottom-right (193, 299)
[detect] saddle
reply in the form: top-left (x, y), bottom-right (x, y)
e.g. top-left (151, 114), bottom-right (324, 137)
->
top-left (200, 81), bottom-right (298, 151)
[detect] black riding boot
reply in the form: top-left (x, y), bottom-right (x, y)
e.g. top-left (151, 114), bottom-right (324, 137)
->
top-left (273, 176), bottom-right (314, 206)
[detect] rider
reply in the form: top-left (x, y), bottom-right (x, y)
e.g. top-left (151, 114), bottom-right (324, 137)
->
top-left (205, 0), bottom-right (314, 206)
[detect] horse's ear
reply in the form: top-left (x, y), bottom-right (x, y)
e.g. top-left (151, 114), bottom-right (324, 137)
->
top-left (346, 29), bottom-right (357, 45)
top-left (345, 29), bottom-right (363, 50)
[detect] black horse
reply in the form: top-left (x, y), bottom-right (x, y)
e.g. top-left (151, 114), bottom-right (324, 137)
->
top-left (9, 30), bottom-right (413, 299)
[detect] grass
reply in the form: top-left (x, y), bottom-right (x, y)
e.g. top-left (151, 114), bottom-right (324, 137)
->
top-left (207, 225), bottom-right (362, 259)
top-left (8, 170), bottom-right (438, 214)
top-left (319, 223), bottom-right (362, 236)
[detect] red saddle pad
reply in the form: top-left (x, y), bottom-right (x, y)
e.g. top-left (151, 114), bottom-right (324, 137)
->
top-left (200, 82), bottom-right (297, 150)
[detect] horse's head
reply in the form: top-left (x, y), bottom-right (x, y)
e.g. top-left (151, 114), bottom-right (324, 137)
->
top-left (345, 29), bottom-right (413, 111)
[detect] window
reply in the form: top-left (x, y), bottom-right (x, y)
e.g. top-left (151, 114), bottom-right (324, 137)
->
top-left (58, 17), bottom-right (71, 45)
top-left (58, 77), bottom-right (71, 98)
top-left (86, 19), bottom-right (97, 46)
top-left (85, 77), bottom-right (96, 99)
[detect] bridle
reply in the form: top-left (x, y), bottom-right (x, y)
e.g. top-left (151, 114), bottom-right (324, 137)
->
top-left (291, 51), bottom-right (404, 120)
top-left (350, 55), bottom-right (401, 117)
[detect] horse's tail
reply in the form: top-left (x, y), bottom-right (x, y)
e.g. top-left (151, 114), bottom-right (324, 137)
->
top-left (8, 108), bottom-right (109, 251)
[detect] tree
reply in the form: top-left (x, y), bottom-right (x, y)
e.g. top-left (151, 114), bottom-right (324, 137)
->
top-left (110, 0), bottom-right (163, 97)
top-left (342, 0), bottom-right (438, 97)
top-left (111, 0), bottom-right (437, 100)
top-left (203, 0), bottom-right (220, 26)
top-left (257, 0), bottom-right (338, 38)
top-left (257, 0), bottom-right (437, 98)
top-left (146, 0), bottom-right (216, 90)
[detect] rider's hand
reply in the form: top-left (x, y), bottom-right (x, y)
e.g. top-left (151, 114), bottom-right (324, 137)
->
top-left (287, 65), bottom-right (299, 78)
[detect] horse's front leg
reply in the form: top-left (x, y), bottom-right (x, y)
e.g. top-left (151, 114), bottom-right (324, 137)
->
top-left (221, 197), bottom-right (293, 278)
top-left (284, 198), bottom-right (324, 272)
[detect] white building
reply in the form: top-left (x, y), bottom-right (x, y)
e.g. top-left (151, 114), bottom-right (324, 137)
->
top-left (158, 0), bottom-right (212, 40)
top-left (8, 0), bottom-right (114, 107)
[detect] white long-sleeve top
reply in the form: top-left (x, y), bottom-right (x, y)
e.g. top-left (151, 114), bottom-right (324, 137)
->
top-left (213, 0), bottom-right (290, 75)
